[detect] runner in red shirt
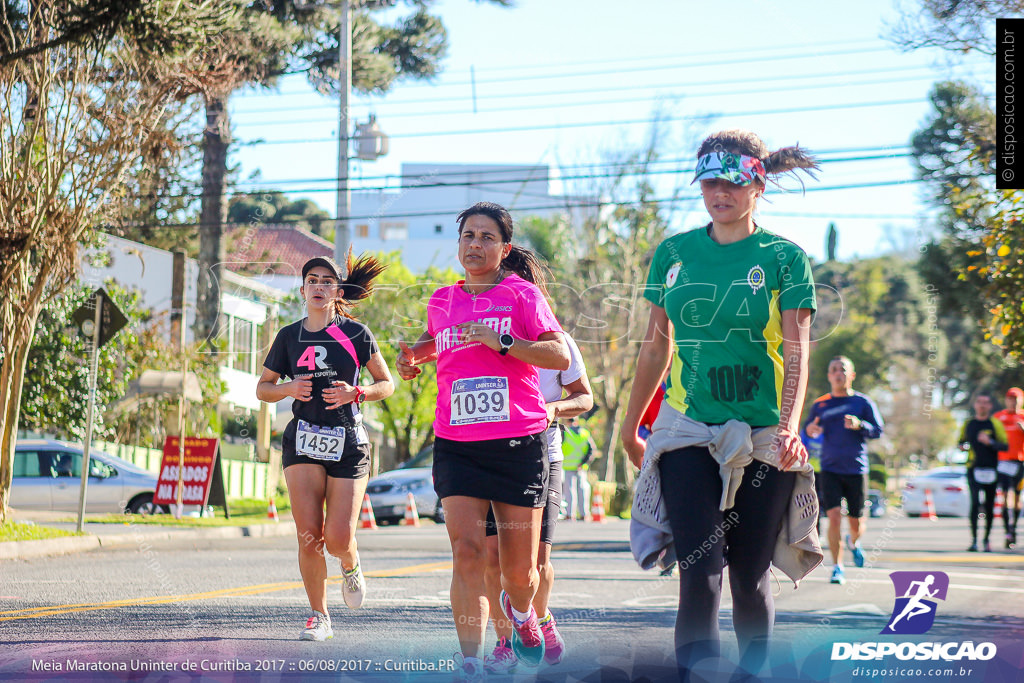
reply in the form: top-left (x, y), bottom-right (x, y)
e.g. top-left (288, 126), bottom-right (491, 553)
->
top-left (994, 387), bottom-right (1024, 548)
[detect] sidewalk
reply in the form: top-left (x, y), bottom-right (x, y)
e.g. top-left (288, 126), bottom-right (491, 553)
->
top-left (0, 508), bottom-right (297, 561)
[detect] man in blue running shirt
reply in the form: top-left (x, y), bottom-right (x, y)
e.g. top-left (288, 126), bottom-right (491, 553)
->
top-left (805, 356), bottom-right (884, 585)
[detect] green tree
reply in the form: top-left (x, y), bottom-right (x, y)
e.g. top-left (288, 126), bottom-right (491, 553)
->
top-left (19, 282), bottom-right (225, 445)
top-left (888, 0), bottom-right (1021, 55)
top-left (227, 191), bottom-right (331, 237)
top-left (0, 0), bottom-right (231, 523)
top-left (190, 0), bottom-right (513, 344)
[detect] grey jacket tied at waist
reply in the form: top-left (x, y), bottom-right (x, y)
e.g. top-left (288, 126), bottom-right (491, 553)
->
top-left (629, 403), bottom-right (823, 586)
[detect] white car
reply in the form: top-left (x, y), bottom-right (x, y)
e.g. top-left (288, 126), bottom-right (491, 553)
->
top-left (901, 466), bottom-right (970, 517)
top-left (13, 439), bottom-right (166, 514)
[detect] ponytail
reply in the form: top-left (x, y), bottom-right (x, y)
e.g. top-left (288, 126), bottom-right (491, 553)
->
top-left (501, 244), bottom-right (551, 298)
top-left (333, 248), bottom-right (387, 320)
top-left (763, 145), bottom-right (819, 186)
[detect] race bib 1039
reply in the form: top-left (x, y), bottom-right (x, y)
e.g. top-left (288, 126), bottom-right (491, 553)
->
top-left (450, 377), bottom-right (510, 426)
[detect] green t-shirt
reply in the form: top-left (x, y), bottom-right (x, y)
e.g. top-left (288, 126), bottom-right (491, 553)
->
top-left (643, 224), bottom-right (816, 426)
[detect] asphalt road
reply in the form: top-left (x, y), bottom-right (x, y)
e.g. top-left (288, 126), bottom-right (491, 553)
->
top-left (2, 514), bottom-right (1024, 682)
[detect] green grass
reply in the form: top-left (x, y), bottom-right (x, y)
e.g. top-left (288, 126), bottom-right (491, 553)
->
top-left (0, 521), bottom-right (80, 542)
top-left (66, 495), bottom-right (293, 528)
top-left (78, 513), bottom-right (278, 527)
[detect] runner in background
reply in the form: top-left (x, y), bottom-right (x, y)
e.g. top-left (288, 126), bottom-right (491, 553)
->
top-left (993, 387), bottom-right (1024, 548)
top-left (396, 201), bottom-right (569, 682)
top-left (483, 333), bottom-right (594, 674)
top-left (803, 356), bottom-right (884, 586)
top-left (561, 417), bottom-right (596, 521)
top-left (256, 254), bottom-right (394, 642)
top-left (959, 392), bottom-right (1009, 553)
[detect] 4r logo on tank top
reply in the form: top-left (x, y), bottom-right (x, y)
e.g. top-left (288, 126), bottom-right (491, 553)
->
top-left (297, 345), bottom-right (329, 371)
top-left (707, 364), bottom-right (761, 402)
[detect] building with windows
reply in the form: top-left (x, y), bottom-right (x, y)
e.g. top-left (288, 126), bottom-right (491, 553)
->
top-left (81, 234), bottom-right (285, 415)
top-left (347, 162), bottom-right (585, 272)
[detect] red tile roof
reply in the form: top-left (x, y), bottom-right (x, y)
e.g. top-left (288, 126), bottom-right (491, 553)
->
top-left (224, 224), bottom-right (332, 277)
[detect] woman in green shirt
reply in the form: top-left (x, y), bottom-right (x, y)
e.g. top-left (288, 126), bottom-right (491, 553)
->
top-left (622, 129), bottom-right (819, 679)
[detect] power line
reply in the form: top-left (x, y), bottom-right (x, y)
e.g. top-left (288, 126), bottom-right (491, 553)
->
top-left (229, 145), bottom-right (912, 188)
top-left (236, 97), bottom-right (928, 146)
top-left (234, 40), bottom-right (898, 99)
top-left (121, 150), bottom-right (916, 202)
top-left (233, 64), bottom-right (986, 116)
top-left (135, 177), bottom-right (928, 230)
top-left (232, 75), bottom-right (957, 126)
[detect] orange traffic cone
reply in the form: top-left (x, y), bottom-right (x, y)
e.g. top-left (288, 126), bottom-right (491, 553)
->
top-left (590, 490), bottom-right (607, 523)
top-left (401, 492), bottom-right (421, 527)
top-left (267, 498), bottom-right (279, 522)
top-left (359, 493), bottom-right (378, 530)
top-left (923, 489), bottom-right (938, 521)
top-left (994, 489), bottom-right (1005, 519)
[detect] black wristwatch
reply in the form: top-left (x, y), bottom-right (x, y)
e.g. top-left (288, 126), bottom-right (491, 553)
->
top-left (498, 333), bottom-right (515, 356)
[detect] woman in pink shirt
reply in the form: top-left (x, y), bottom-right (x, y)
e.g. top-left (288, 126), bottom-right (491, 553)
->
top-left (397, 202), bottom-right (569, 681)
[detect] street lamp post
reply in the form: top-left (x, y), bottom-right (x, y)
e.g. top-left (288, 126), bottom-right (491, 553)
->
top-left (334, 0), bottom-right (352, 271)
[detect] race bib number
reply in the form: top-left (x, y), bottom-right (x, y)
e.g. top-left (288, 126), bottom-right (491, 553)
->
top-left (296, 420), bottom-right (345, 461)
top-left (997, 461), bottom-right (1021, 477)
top-left (973, 467), bottom-right (997, 485)
top-left (450, 377), bottom-right (510, 426)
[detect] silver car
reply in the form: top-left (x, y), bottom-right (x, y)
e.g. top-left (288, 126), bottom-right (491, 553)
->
top-left (12, 439), bottom-right (166, 514)
top-left (365, 446), bottom-right (443, 524)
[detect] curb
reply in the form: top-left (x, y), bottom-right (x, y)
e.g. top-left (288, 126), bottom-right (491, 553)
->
top-left (0, 521), bottom-right (297, 561)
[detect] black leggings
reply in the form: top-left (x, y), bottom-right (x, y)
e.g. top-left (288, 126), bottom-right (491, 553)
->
top-left (968, 472), bottom-right (997, 542)
top-left (659, 446), bottom-right (796, 675)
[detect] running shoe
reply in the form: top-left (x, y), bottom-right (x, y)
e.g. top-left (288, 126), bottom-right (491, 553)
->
top-left (499, 590), bottom-right (544, 667)
top-left (846, 534), bottom-right (865, 568)
top-left (341, 556), bottom-right (366, 609)
top-left (830, 565), bottom-right (846, 585)
top-left (300, 611), bottom-right (333, 641)
top-left (984, 540), bottom-right (993, 553)
top-left (453, 653), bottom-right (485, 682)
top-left (484, 637), bottom-right (518, 674)
top-left (967, 541), bottom-right (979, 552)
top-left (538, 613), bottom-right (566, 665)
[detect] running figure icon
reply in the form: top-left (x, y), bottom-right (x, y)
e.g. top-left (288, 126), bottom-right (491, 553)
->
top-left (881, 571), bottom-right (949, 635)
top-left (886, 575), bottom-right (938, 631)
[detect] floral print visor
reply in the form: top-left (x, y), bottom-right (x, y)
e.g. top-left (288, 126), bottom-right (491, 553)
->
top-left (691, 152), bottom-right (767, 186)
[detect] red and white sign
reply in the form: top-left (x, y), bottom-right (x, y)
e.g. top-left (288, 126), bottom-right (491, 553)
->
top-left (153, 437), bottom-right (219, 506)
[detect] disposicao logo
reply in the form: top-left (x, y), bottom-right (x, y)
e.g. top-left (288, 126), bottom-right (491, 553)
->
top-left (831, 570), bottom-right (997, 663)
top-left (882, 571), bottom-right (948, 635)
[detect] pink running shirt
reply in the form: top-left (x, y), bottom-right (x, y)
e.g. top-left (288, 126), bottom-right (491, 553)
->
top-left (427, 273), bottom-right (563, 441)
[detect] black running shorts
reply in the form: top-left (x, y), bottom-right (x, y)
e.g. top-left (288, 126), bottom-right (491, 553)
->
top-left (433, 432), bottom-right (548, 508)
top-left (819, 470), bottom-right (867, 518)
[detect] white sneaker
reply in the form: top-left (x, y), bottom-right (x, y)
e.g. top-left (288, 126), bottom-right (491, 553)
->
top-left (300, 610), bottom-right (333, 641)
top-left (342, 556), bottom-right (366, 609)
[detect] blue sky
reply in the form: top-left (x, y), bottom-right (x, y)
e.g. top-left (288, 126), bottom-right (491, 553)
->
top-left (227, 0), bottom-right (993, 262)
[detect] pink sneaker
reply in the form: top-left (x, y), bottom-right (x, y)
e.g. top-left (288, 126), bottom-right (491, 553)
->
top-left (484, 636), bottom-right (518, 674)
top-left (538, 613), bottom-right (566, 665)
top-left (499, 590), bottom-right (544, 666)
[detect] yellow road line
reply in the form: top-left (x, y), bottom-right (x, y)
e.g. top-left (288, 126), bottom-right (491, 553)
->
top-left (886, 555), bottom-right (1024, 563)
top-left (0, 560), bottom-right (452, 622)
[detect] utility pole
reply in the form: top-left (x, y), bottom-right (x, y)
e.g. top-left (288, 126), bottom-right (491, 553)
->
top-left (334, 0), bottom-right (352, 273)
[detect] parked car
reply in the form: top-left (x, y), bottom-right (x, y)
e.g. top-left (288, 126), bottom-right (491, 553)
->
top-left (867, 488), bottom-right (887, 518)
top-left (901, 466), bottom-right (970, 517)
top-left (13, 439), bottom-right (167, 514)
top-left (365, 446), bottom-right (443, 524)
